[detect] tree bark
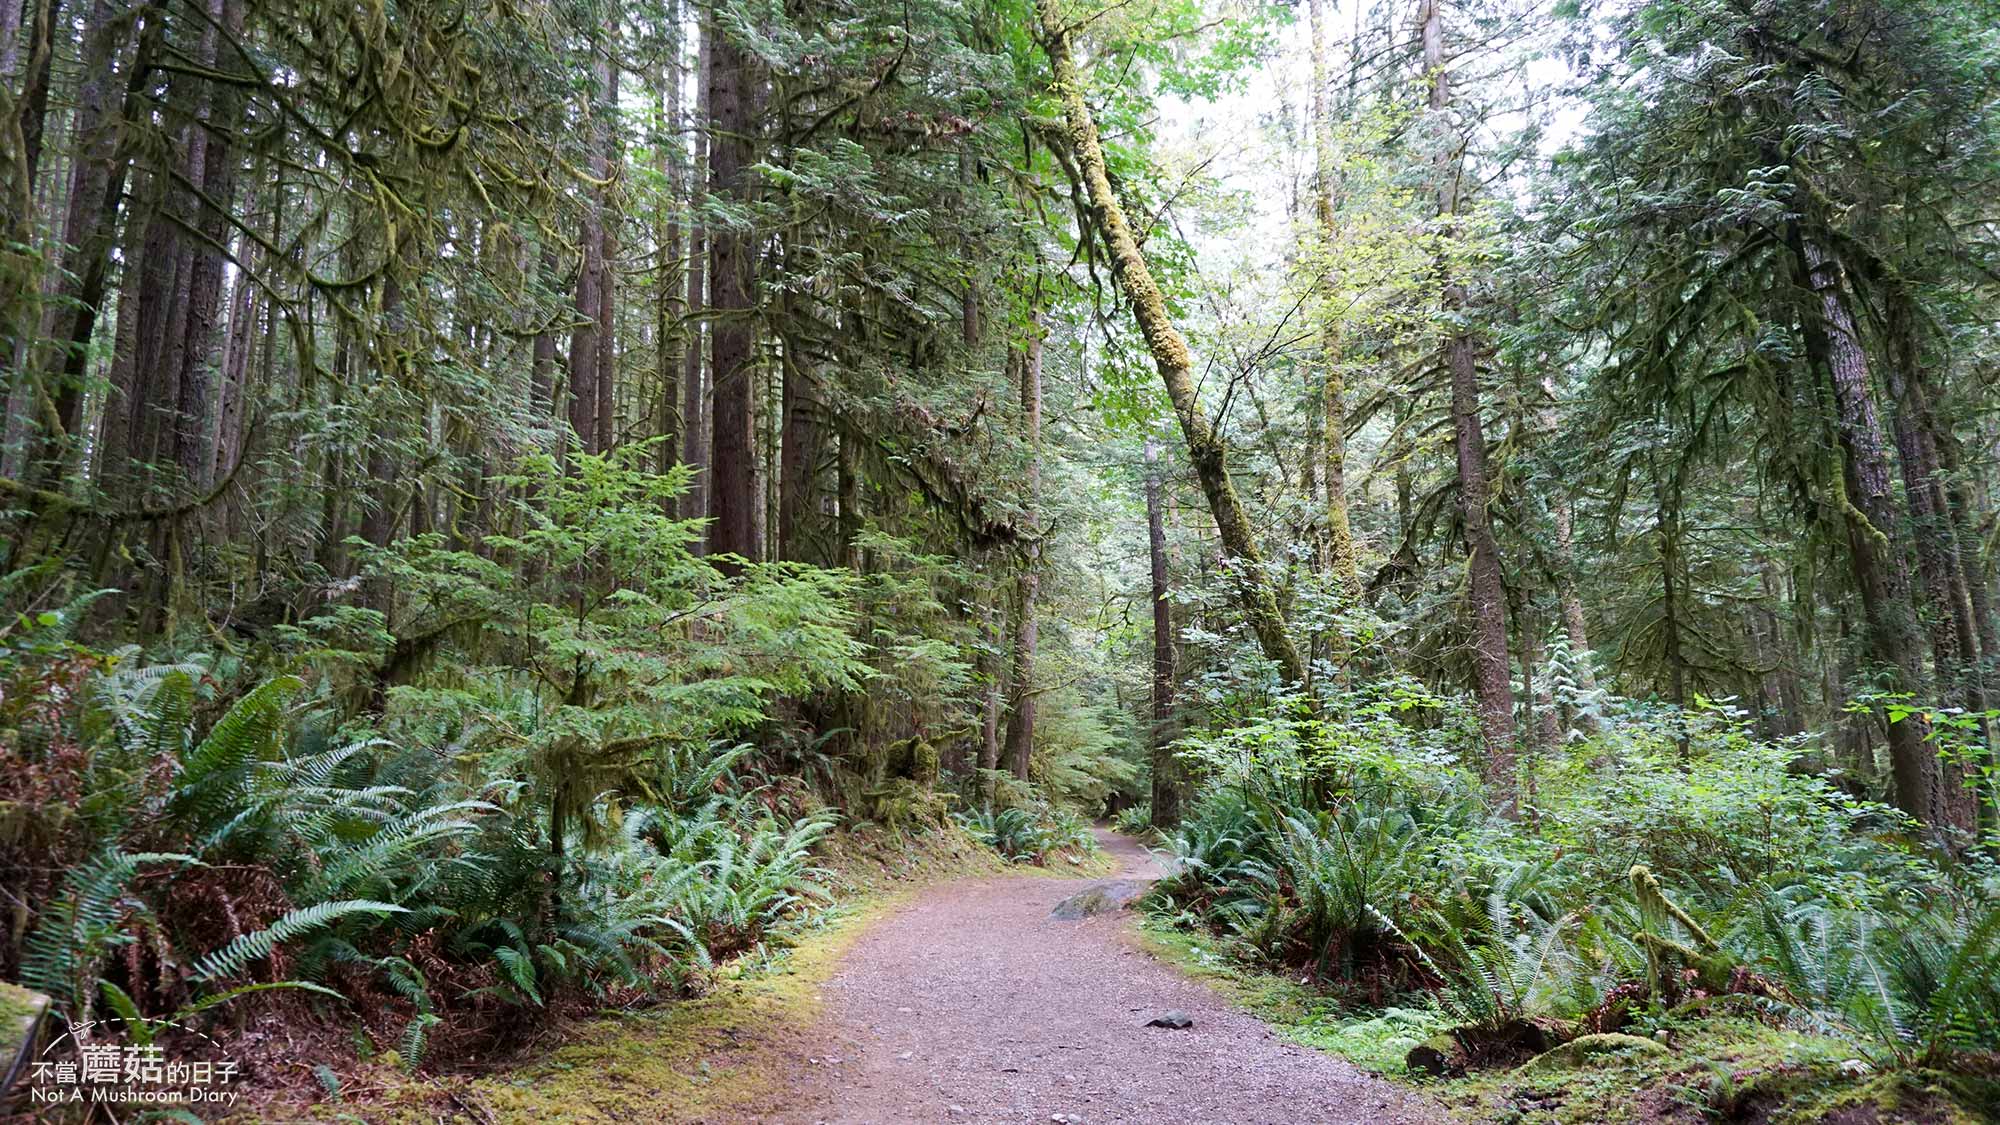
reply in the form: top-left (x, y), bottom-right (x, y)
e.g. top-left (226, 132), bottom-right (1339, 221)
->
top-left (1146, 434), bottom-right (1182, 828)
top-left (566, 44), bottom-right (614, 456)
top-left (1423, 0), bottom-right (1515, 801)
top-left (655, 12), bottom-right (684, 471)
top-left (707, 11), bottom-right (758, 564)
top-left (1307, 0), bottom-right (1357, 595)
top-left (1002, 325), bottom-right (1044, 781)
top-left (169, 0), bottom-right (245, 491)
top-left (1037, 4), bottom-right (1305, 685)
top-left (1794, 232), bottom-right (1956, 831)
top-left (680, 23), bottom-right (710, 543)
top-left (1878, 281), bottom-right (1988, 829)
top-left (25, 0), bottom-right (144, 486)
top-left (778, 324), bottom-right (824, 563)
top-left (593, 45), bottom-right (620, 455)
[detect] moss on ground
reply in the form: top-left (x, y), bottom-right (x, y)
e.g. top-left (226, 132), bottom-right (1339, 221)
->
top-left (1134, 921), bottom-right (2000, 1124)
top-left (272, 825), bottom-right (1015, 1124)
top-left (2, 980), bottom-right (48, 1077)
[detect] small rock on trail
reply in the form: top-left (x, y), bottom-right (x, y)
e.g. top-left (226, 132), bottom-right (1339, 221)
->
top-left (1049, 878), bottom-right (1149, 920)
top-left (1143, 1010), bottom-right (1192, 1029)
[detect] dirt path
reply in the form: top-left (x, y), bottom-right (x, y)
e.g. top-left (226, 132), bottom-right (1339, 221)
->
top-left (788, 829), bottom-right (1436, 1124)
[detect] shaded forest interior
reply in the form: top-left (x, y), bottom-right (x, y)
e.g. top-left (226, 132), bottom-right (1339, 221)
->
top-left (3, 0), bottom-right (2000, 1119)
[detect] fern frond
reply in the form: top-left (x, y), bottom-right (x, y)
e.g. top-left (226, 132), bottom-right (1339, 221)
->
top-left (191, 900), bottom-right (404, 982)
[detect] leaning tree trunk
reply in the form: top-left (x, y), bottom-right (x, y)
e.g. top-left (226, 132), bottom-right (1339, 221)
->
top-left (1879, 283), bottom-right (1993, 828)
top-left (1037, 3), bottom-right (1305, 685)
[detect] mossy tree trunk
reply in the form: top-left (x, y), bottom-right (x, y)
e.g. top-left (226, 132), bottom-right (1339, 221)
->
top-left (1037, 2), bottom-right (1305, 686)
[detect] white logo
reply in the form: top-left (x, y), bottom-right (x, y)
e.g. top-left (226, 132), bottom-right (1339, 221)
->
top-left (26, 1020), bottom-right (241, 1109)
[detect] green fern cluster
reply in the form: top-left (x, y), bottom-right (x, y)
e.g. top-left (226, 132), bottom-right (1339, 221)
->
top-left (1153, 704), bottom-right (2000, 1077)
top-left (957, 803), bottom-right (1101, 864)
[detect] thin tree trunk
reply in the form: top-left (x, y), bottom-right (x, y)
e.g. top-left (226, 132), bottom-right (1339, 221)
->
top-left (1308, 0), bottom-right (1357, 594)
top-left (681, 17), bottom-right (712, 546)
top-left (1552, 492), bottom-right (1595, 690)
top-left (1002, 324), bottom-right (1043, 781)
top-left (594, 41), bottom-right (620, 455)
top-left (531, 241), bottom-right (558, 428)
top-left (1423, 0), bottom-right (1516, 801)
top-left (1146, 433), bottom-right (1181, 828)
top-left (655, 16), bottom-right (683, 471)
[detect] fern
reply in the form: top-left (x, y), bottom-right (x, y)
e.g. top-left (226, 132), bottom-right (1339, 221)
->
top-left (190, 899), bottom-right (405, 982)
top-left (492, 945), bottom-right (543, 1005)
top-left (20, 849), bottom-right (196, 1017)
top-left (400, 1012), bottom-right (442, 1073)
top-left (172, 675), bottom-right (305, 822)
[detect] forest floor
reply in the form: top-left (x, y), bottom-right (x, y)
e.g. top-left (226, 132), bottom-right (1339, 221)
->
top-left (785, 827), bottom-right (1436, 1124)
top-left (298, 827), bottom-right (1436, 1124)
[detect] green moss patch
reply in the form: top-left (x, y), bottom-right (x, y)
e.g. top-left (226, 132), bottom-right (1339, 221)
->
top-left (1132, 922), bottom-right (2000, 1124)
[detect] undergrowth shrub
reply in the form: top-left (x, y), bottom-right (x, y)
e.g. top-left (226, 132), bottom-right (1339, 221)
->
top-left (1, 454), bottom-right (875, 1074)
top-left (957, 802), bottom-right (1099, 864)
top-left (1152, 674), bottom-right (2000, 1074)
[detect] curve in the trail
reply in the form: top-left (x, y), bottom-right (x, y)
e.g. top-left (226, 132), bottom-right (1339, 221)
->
top-left (790, 828), bottom-right (1437, 1124)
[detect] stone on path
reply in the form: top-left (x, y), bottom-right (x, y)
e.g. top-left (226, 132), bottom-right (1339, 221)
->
top-left (1049, 879), bottom-right (1148, 920)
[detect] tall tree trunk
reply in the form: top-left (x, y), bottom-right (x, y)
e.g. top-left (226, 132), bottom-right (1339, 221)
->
top-left (1145, 434), bottom-right (1181, 828)
top-left (1794, 232), bottom-right (1955, 832)
top-left (1307, 0), bottom-right (1357, 594)
top-left (566, 46), bottom-right (612, 456)
top-left (26, 0), bottom-right (145, 489)
top-left (1037, 4), bottom-right (1304, 684)
top-left (714, 13), bottom-right (765, 563)
top-left (655, 14), bottom-right (684, 471)
top-left (170, 0), bottom-right (245, 491)
top-left (680, 28), bottom-right (710, 545)
top-left (1423, 0), bottom-right (1515, 802)
top-left (1878, 283), bottom-right (1992, 826)
top-left (593, 46), bottom-right (620, 455)
top-left (1002, 324), bottom-right (1044, 781)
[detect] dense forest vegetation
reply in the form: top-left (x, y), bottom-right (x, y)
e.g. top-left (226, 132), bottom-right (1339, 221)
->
top-left (3, 0), bottom-right (2000, 1119)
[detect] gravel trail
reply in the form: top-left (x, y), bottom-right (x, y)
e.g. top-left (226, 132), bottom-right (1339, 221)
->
top-left (789, 829), bottom-right (1436, 1124)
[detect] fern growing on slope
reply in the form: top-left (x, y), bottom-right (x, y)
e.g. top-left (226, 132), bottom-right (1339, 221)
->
top-left (19, 849), bottom-right (195, 1018)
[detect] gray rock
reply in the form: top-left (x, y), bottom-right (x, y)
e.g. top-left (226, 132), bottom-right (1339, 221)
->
top-left (1145, 1010), bottom-right (1193, 1029)
top-left (1050, 879), bottom-right (1148, 920)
